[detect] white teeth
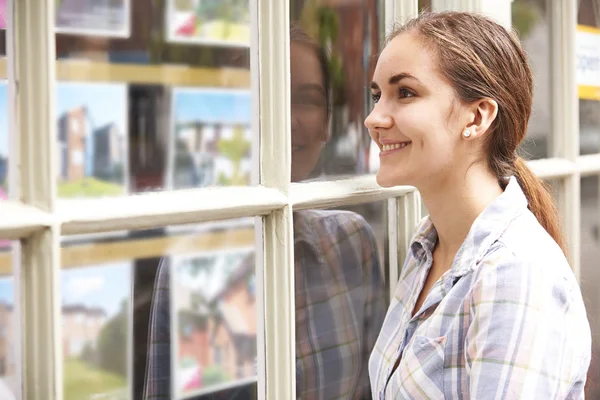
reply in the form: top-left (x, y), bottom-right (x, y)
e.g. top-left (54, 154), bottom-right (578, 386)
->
top-left (382, 143), bottom-right (405, 151)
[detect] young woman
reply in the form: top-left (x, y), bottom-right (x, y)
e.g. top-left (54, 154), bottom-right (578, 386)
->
top-left (366, 12), bottom-right (591, 399)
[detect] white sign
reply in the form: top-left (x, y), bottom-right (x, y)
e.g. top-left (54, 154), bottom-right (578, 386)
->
top-left (576, 25), bottom-right (600, 101)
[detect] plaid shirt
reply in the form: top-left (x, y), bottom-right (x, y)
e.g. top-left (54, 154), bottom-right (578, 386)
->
top-left (143, 209), bottom-right (386, 400)
top-left (369, 177), bottom-right (592, 399)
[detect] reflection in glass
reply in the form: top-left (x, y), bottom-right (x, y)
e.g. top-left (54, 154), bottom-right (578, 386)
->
top-left (172, 248), bottom-right (257, 397)
top-left (581, 176), bottom-right (600, 398)
top-left (139, 220), bottom-right (258, 399)
top-left (290, 0), bottom-right (383, 179)
top-left (577, 0), bottom-right (600, 155)
top-left (512, 0), bottom-right (551, 159)
top-left (54, 0), bottom-right (255, 197)
top-left (294, 202), bottom-right (387, 399)
top-left (0, 243), bottom-right (20, 400)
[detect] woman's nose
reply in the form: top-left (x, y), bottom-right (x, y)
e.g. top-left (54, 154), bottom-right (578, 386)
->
top-left (364, 105), bottom-right (393, 131)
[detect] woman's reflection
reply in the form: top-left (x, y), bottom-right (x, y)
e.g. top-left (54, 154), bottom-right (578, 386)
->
top-left (143, 22), bottom-right (386, 400)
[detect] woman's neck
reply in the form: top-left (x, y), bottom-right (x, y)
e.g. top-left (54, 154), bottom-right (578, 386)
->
top-left (418, 168), bottom-right (504, 263)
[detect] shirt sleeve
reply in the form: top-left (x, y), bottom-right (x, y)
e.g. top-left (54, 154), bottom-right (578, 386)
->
top-left (465, 246), bottom-right (591, 399)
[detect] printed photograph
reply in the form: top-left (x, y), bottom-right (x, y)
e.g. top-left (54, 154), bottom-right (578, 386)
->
top-left (171, 249), bottom-right (257, 397)
top-left (0, 277), bottom-right (18, 400)
top-left (55, 0), bottom-right (130, 37)
top-left (57, 83), bottom-right (128, 198)
top-left (0, 82), bottom-right (8, 199)
top-left (167, 0), bottom-right (250, 46)
top-left (170, 88), bottom-right (253, 189)
top-left (0, 0), bottom-right (6, 30)
top-left (61, 262), bottom-right (132, 400)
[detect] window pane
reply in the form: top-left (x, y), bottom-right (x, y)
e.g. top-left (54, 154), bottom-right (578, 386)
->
top-left (0, 243), bottom-right (21, 400)
top-left (61, 219), bottom-right (258, 399)
top-left (55, 0), bottom-right (255, 198)
top-left (577, 0), bottom-right (600, 155)
top-left (293, 201), bottom-right (389, 398)
top-left (289, 0), bottom-right (384, 181)
top-left (513, 0), bottom-right (551, 159)
top-left (581, 176), bottom-right (600, 398)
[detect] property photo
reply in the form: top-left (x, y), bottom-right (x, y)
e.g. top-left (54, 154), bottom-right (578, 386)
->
top-left (0, 277), bottom-right (17, 400)
top-left (57, 83), bottom-right (128, 198)
top-left (55, 0), bottom-right (130, 37)
top-left (61, 262), bottom-right (132, 400)
top-left (167, 0), bottom-right (250, 46)
top-left (171, 88), bottom-right (252, 189)
top-left (0, 82), bottom-right (8, 199)
top-left (171, 248), bottom-right (257, 397)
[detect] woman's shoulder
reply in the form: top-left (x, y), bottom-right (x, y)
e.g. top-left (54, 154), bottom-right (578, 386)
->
top-left (475, 209), bottom-right (582, 312)
top-left (495, 209), bottom-right (569, 274)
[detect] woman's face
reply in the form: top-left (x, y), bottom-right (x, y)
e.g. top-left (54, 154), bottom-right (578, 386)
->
top-left (290, 42), bottom-right (329, 182)
top-left (365, 33), bottom-right (472, 189)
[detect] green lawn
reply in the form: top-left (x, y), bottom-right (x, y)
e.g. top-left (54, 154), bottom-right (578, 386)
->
top-left (64, 358), bottom-right (127, 400)
top-left (58, 177), bottom-right (125, 198)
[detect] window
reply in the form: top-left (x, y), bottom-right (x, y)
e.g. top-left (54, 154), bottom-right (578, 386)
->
top-left (1, 1), bottom-right (596, 400)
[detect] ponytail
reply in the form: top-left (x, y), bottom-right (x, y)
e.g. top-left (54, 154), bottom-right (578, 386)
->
top-left (513, 157), bottom-right (567, 256)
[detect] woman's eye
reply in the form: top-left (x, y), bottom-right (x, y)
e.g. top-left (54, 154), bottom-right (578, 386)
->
top-left (371, 92), bottom-right (381, 103)
top-left (397, 88), bottom-right (414, 98)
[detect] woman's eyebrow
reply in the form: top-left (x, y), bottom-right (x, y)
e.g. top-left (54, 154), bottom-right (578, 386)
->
top-left (388, 72), bottom-right (421, 85)
top-left (370, 72), bottom-right (421, 90)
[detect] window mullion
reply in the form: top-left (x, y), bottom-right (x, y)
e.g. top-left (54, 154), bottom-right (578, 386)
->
top-left (257, 0), bottom-right (294, 399)
top-left (11, 0), bottom-right (61, 399)
top-left (550, 0), bottom-right (581, 276)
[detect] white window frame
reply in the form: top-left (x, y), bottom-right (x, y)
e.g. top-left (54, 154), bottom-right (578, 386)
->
top-left (0, 0), bottom-right (595, 399)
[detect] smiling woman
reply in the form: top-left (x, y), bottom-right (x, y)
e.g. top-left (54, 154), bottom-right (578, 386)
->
top-left (366, 11), bottom-right (591, 399)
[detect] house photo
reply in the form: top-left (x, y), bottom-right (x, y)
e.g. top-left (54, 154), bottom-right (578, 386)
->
top-left (172, 249), bottom-right (257, 396)
top-left (61, 262), bottom-right (132, 400)
top-left (171, 88), bottom-right (253, 189)
top-left (56, 83), bottom-right (128, 198)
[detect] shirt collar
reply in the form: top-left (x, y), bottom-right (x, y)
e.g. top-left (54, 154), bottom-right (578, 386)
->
top-left (410, 176), bottom-right (528, 278)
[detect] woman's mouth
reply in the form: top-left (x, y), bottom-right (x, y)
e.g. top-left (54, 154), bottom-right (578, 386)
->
top-left (380, 142), bottom-right (411, 156)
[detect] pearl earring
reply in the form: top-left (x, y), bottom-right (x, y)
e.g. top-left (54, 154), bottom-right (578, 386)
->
top-left (463, 129), bottom-right (472, 138)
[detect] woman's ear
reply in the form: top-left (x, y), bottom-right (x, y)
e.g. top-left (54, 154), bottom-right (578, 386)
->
top-left (463, 98), bottom-right (498, 139)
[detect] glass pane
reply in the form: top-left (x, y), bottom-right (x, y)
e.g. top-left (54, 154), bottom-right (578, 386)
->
top-left (512, 0), bottom-right (551, 160)
top-left (581, 176), bottom-right (600, 398)
top-left (55, 0), bottom-right (255, 198)
top-left (61, 218), bottom-right (258, 399)
top-left (577, 0), bottom-right (600, 155)
top-left (289, 0), bottom-right (384, 181)
top-left (293, 201), bottom-right (388, 398)
top-left (0, 243), bottom-right (21, 400)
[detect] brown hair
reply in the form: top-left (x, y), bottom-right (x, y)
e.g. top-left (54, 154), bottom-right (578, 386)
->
top-left (389, 12), bottom-right (566, 255)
